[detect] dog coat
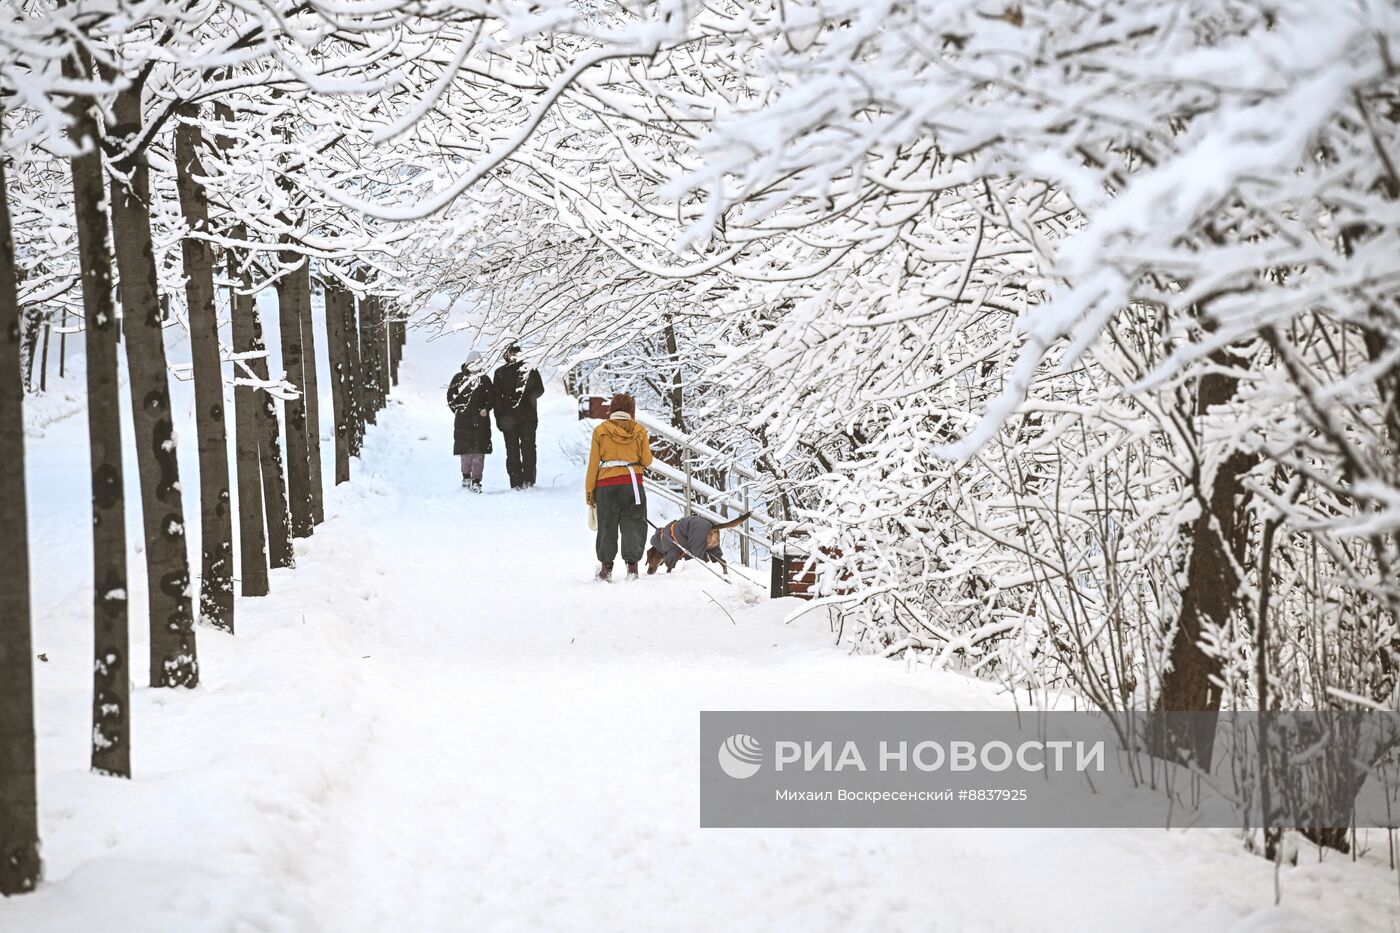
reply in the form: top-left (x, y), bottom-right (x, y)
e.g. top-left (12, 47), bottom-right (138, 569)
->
top-left (650, 515), bottom-right (724, 570)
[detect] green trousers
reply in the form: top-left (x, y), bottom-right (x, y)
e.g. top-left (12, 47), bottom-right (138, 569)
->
top-left (595, 484), bottom-right (648, 565)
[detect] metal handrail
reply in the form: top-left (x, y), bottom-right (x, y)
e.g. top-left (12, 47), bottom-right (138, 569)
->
top-left (634, 411), bottom-right (762, 482)
top-left (644, 468), bottom-right (773, 558)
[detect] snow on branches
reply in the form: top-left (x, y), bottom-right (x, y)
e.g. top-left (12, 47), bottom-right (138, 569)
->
top-left (6, 0), bottom-right (1398, 715)
top-left (396, 1), bottom-right (1400, 715)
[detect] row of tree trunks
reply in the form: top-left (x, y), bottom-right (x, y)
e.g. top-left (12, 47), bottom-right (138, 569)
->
top-left (212, 104), bottom-right (293, 594)
top-left (323, 284), bottom-right (397, 481)
top-left (0, 78), bottom-right (405, 895)
top-left (174, 104), bottom-right (234, 634)
top-left (0, 142), bottom-right (43, 897)
top-left (236, 265), bottom-right (399, 589)
top-left (108, 84), bottom-right (199, 689)
top-left (229, 250), bottom-right (297, 593)
top-left (63, 63), bottom-right (131, 779)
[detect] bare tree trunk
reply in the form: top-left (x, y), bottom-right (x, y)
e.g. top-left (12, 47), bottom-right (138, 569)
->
top-left (1152, 362), bottom-right (1257, 767)
top-left (296, 262), bottom-right (324, 524)
top-left (0, 144), bottom-right (42, 898)
top-left (210, 102), bottom-right (288, 578)
top-left (174, 105), bottom-right (233, 632)
top-left (376, 300), bottom-right (391, 405)
top-left (389, 317), bottom-right (403, 385)
top-left (38, 319), bottom-right (49, 393)
top-left (108, 84), bottom-right (198, 688)
top-left (19, 309), bottom-right (39, 392)
top-left (324, 284), bottom-right (353, 485)
top-left (228, 249), bottom-right (268, 597)
top-left (65, 68), bottom-right (130, 776)
top-left (345, 293), bottom-right (363, 455)
top-left (663, 317), bottom-right (686, 432)
top-left (358, 295), bottom-right (379, 425)
top-left (275, 252), bottom-right (314, 538)
top-left (374, 299), bottom-right (386, 414)
top-left (247, 301), bottom-right (295, 571)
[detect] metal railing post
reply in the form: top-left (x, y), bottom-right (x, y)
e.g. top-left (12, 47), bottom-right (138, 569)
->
top-left (770, 533), bottom-right (785, 598)
top-left (741, 486), bottom-right (751, 567)
top-left (683, 455), bottom-right (694, 515)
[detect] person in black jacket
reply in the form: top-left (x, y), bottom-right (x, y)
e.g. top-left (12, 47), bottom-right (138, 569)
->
top-left (447, 352), bottom-right (494, 491)
top-left (492, 342), bottom-right (545, 489)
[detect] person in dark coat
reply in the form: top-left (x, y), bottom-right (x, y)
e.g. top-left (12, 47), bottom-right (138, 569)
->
top-left (492, 341), bottom-right (545, 489)
top-left (447, 352), bottom-right (493, 491)
top-left (645, 514), bottom-right (727, 573)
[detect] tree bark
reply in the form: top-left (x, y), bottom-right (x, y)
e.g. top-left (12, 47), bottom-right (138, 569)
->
top-left (663, 317), bottom-right (686, 432)
top-left (375, 300), bottom-right (391, 404)
top-left (228, 250), bottom-right (269, 596)
top-left (0, 143), bottom-right (42, 898)
top-left (324, 284), bottom-right (352, 485)
top-left (275, 252), bottom-right (314, 538)
top-left (358, 295), bottom-right (379, 425)
top-left (210, 102), bottom-right (289, 577)
top-left (1152, 361), bottom-right (1257, 767)
top-left (245, 291), bottom-right (295, 571)
top-left (19, 309), bottom-right (39, 392)
top-left (389, 317), bottom-right (402, 386)
top-left (65, 67), bottom-right (131, 777)
top-left (174, 105), bottom-right (234, 633)
top-left (296, 262), bottom-right (324, 524)
top-left (108, 84), bottom-right (198, 688)
top-left (345, 293), bottom-right (363, 455)
top-left (38, 319), bottom-right (49, 393)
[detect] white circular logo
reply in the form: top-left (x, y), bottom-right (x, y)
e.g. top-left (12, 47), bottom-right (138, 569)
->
top-left (718, 733), bottom-right (763, 779)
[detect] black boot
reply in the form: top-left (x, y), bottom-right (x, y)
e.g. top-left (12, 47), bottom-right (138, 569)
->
top-left (597, 562), bottom-right (613, 582)
top-left (625, 562), bottom-right (639, 580)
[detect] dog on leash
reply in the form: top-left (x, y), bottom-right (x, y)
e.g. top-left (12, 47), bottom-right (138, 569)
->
top-left (646, 512), bottom-right (752, 575)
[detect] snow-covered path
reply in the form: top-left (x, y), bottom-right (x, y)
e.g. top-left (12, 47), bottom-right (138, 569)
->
top-left (7, 334), bottom-right (1398, 933)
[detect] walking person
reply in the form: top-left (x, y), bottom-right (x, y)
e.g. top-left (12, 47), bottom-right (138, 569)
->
top-left (585, 393), bottom-right (653, 580)
top-left (447, 352), bottom-right (493, 491)
top-left (492, 341), bottom-right (545, 489)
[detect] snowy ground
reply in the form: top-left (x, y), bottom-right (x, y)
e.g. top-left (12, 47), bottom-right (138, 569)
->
top-left (5, 327), bottom-right (1399, 933)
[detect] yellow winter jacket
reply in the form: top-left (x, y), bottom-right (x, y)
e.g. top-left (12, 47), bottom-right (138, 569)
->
top-left (585, 414), bottom-right (653, 504)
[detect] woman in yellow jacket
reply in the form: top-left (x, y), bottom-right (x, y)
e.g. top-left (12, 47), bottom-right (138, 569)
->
top-left (585, 393), bottom-right (654, 580)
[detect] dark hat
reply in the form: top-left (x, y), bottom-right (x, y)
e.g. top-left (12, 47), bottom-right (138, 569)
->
top-left (505, 341), bottom-right (523, 355)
